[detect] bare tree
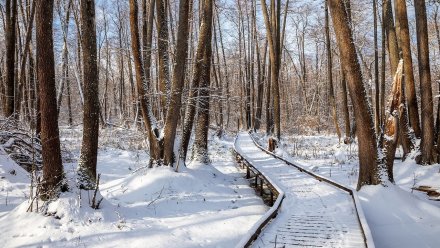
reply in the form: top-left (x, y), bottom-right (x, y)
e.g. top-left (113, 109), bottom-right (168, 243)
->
top-left (4, 0), bottom-right (17, 117)
top-left (162, 0), bottom-right (191, 166)
top-left (129, 0), bottom-right (162, 165)
top-left (191, 0), bottom-right (214, 164)
top-left (396, 0), bottom-right (420, 139)
top-left (156, 0), bottom-right (170, 113)
top-left (373, 0), bottom-right (380, 134)
top-left (414, 0), bottom-right (435, 164)
top-left (329, 0), bottom-right (384, 190)
top-left (325, 0), bottom-right (341, 142)
top-left (179, 0), bottom-right (214, 163)
top-left (78, 0), bottom-right (100, 189)
top-left (36, 0), bottom-right (64, 199)
top-left (260, 0), bottom-right (281, 140)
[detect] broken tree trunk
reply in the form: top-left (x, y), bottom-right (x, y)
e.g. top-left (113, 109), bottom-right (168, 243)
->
top-left (382, 60), bottom-right (406, 183)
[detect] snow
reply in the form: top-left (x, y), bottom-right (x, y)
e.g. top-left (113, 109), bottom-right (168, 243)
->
top-left (264, 133), bottom-right (440, 248)
top-left (0, 129), bottom-right (267, 248)
top-left (359, 184), bottom-right (440, 248)
top-left (2, 125), bottom-right (440, 247)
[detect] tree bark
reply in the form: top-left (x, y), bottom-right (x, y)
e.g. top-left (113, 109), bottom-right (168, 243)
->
top-left (383, 60), bottom-right (405, 183)
top-left (380, 0), bottom-right (386, 142)
top-left (78, 0), bottom-right (100, 189)
top-left (162, 0), bottom-right (191, 166)
top-left (383, 0), bottom-right (399, 76)
top-left (395, 0), bottom-right (420, 138)
top-left (129, 0), bottom-right (161, 165)
top-left (329, 0), bottom-right (383, 190)
top-left (56, 0), bottom-right (71, 117)
top-left (325, 0), bottom-right (341, 142)
top-left (373, 0), bottom-right (380, 135)
top-left (36, 0), bottom-right (64, 199)
top-left (434, 6), bottom-right (440, 142)
top-left (181, 0), bottom-right (213, 164)
top-left (192, 0), bottom-right (213, 163)
top-left (414, 0), bottom-right (435, 164)
top-left (261, 0), bottom-right (281, 140)
top-left (156, 0), bottom-right (171, 113)
top-left (4, 0), bottom-right (18, 117)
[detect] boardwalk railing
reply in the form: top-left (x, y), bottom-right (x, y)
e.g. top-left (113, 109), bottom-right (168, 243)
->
top-left (233, 134), bottom-right (285, 248)
top-left (234, 132), bottom-right (375, 248)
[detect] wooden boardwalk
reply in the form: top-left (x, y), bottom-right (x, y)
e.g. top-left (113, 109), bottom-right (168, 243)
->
top-left (234, 132), bottom-right (374, 248)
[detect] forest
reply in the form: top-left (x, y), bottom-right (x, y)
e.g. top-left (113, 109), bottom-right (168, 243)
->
top-left (0, 0), bottom-right (440, 247)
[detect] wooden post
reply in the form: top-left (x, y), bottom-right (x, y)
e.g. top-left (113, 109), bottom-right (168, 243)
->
top-left (268, 137), bottom-right (277, 152)
top-left (255, 174), bottom-right (258, 187)
top-left (246, 166), bottom-right (250, 179)
top-left (270, 191), bottom-right (274, 206)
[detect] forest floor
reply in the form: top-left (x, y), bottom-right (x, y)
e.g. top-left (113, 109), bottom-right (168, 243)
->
top-left (0, 127), bottom-right (266, 248)
top-left (1, 126), bottom-right (440, 247)
top-left (254, 133), bottom-right (440, 248)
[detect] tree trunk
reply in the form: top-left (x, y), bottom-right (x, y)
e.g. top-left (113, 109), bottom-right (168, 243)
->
top-left (373, 0), bottom-right (380, 135)
top-left (56, 0), bottom-right (71, 117)
top-left (396, 0), bottom-right (420, 138)
top-left (383, 0), bottom-right (399, 76)
top-left (380, 0), bottom-right (386, 142)
top-left (156, 0), bottom-right (171, 114)
top-left (78, 0), bottom-right (100, 189)
top-left (434, 6), bottom-right (440, 141)
top-left (383, 60), bottom-right (405, 183)
top-left (325, 0), bottom-right (341, 142)
top-left (261, 0), bottom-right (281, 140)
top-left (4, 0), bottom-right (18, 117)
top-left (36, 0), bottom-right (64, 199)
top-left (414, 0), bottom-right (435, 164)
top-left (265, 63), bottom-right (272, 134)
top-left (192, 0), bottom-right (213, 164)
top-left (329, 0), bottom-right (383, 190)
top-left (180, 0), bottom-right (213, 164)
top-left (129, 0), bottom-right (161, 166)
top-left (162, 0), bottom-right (191, 166)
top-left (215, 9), bottom-right (230, 129)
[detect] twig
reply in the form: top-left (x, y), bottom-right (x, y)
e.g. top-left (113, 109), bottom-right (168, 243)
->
top-left (147, 186), bottom-right (165, 207)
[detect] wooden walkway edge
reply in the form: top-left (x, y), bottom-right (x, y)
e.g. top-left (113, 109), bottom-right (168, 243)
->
top-left (234, 132), bottom-right (375, 248)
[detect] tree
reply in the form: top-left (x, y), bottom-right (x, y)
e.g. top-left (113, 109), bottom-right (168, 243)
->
top-left (252, 0), bottom-right (264, 131)
top-left (261, 0), bottom-right (281, 140)
top-left (36, 0), bottom-right (64, 199)
top-left (78, 0), bottom-right (100, 189)
top-left (414, 0), bottom-right (435, 164)
top-left (156, 0), bottom-right (170, 113)
top-left (325, 0), bottom-right (341, 142)
top-left (129, 0), bottom-right (161, 166)
top-left (383, 60), bottom-right (404, 183)
top-left (329, 0), bottom-right (383, 190)
top-left (383, 0), bottom-right (413, 157)
top-left (179, 0), bottom-right (214, 164)
top-left (383, 0), bottom-right (399, 76)
top-left (395, 0), bottom-right (420, 139)
top-left (4, 0), bottom-right (17, 117)
top-left (189, 0), bottom-right (214, 164)
top-left (162, 0), bottom-right (191, 166)
top-left (373, 0), bottom-right (380, 134)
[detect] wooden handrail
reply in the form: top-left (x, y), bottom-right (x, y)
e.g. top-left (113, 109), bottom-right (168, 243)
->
top-left (233, 134), bottom-right (285, 248)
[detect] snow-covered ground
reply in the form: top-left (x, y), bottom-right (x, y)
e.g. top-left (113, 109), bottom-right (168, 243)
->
top-left (0, 128), bottom-right (267, 248)
top-left (254, 133), bottom-right (440, 248)
top-left (3, 126), bottom-right (440, 248)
